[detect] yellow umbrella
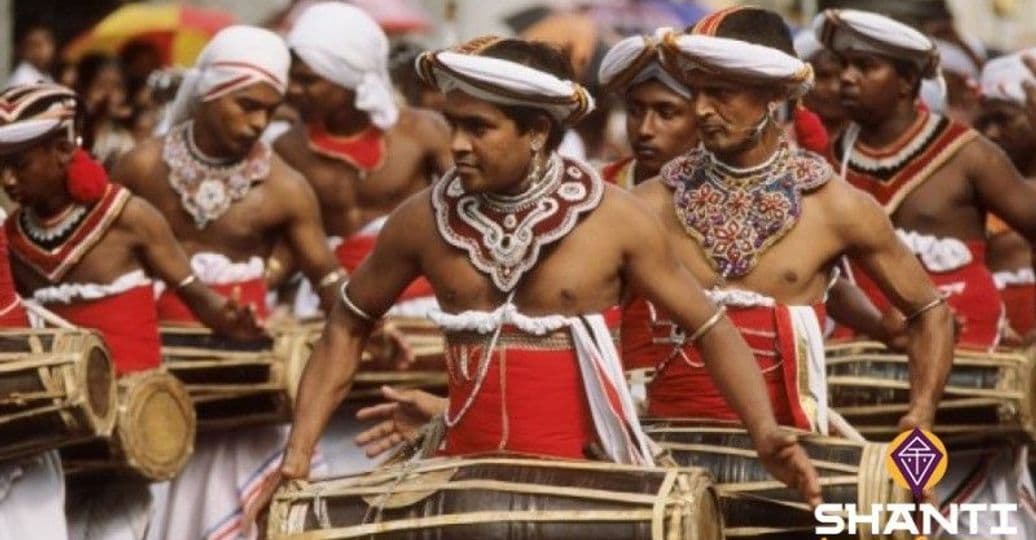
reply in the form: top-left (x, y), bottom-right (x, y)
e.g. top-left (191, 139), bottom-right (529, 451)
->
top-left (64, 3), bottom-right (237, 66)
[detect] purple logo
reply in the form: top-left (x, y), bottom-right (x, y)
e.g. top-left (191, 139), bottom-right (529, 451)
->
top-left (890, 428), bottom-right (945, 498)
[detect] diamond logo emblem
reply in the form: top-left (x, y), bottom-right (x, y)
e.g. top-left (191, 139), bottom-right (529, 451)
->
top-left (889, 428), bottom-right (945, 497)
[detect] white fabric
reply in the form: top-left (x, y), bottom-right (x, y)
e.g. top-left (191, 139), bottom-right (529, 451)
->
top-left (0, 452), bottom-right (67, 540)
top-left (705, 287), bottom-right (776, 308)
top-left (32, 270), bottom-right (151, 304)
top-left (430, 304), bottom-right (654, 466)
top-left (5, 62), bottom-right (52, 88)
top-left (153, 253), bottom-right (263, 299)
top-left (921, 73), bottom-right (949, 114)
top-left (980, 49), bottom-right (1036, 106)
top-left (794, 29), bottom-right (823, 61)
top-left (287, 2), bottom-right (398, 130)
top-left (0, 118), bottom-right (62, 145)
top-left (158, 25), bottom-right (290, 135)
top-left (598, 28), bottom-right (690, 98)
top-left (417, 50), bottom-right (595, 124)
top-left (993, 268), bottom-right (1036, 289)
top-left (896, 229), bottom-right (973, 272)
top-left (789, 305), bottom-right (828, 435)
top-left (934, 39), bottom-right (980, 81)
top-left (814, 9), bottom-right (937, 76)
top-left (933, 446), bottom-right (1036, 539)
top-left (666, 34), bottom-right (813, 99)
top-left (557, 130), bottom-right (587, 161)
top-left (67, 478), bottom-right (152, 540)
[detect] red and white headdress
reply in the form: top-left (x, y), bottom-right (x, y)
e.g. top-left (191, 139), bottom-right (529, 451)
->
top-left (0, 84), bottom-right (76, 153)
top-left (598, 28), bottom-right (690, 98)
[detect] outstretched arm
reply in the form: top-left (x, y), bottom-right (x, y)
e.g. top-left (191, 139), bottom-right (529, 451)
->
top-left (837, 185), bottom-right (954, 430)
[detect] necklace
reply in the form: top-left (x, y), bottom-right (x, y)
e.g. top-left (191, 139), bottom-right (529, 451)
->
top-left (21, 204), bottom-right (88, 245)
top-left (163, 121), bottom-right (271, 230)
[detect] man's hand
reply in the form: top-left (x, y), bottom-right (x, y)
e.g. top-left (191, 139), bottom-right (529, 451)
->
top-left (366, 322), bottom-right (416, 370)
top-left (354, 386), bottom-right (446, 458)
top-left (879, 308), bottom-right (909, 351)
top-left (754, 426), bottom-right (823, 508)
top-left (210, 291), bottom-right (266, 341)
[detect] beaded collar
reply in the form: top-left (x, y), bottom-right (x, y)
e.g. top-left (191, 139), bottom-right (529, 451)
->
top-left (306, 123), bottom-right (386, 176)
top-left (162, 121), bottom-right (271, 230)
top-left (662, 141), bottom-right (831, 279)
top-left (432, 153), bottom-right (604, 292)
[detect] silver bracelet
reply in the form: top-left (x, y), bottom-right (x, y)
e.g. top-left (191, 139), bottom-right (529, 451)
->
top-left (339, 281), bottom-right (375, 322)
top-left (905, 296), bottom-right (945, 323)
top-left (686, 305), bottom-right (727, 344)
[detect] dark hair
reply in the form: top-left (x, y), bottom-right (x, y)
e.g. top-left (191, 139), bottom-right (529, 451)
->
top-left (16, 22), bottom-right (53, 46)
top-left (75, 53), bottom-right (120, 98)
top-left (478, 39), bottom-right (574, 152)
top-left (891, 59), bottom-right (923, 98)
top-left (710, 8), bottom-right (796, 57)
top-left (389, 42), bottom-right (435, 107)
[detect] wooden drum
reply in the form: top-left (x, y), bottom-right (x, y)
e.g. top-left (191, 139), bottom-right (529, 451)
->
top-left (62, 369), bottom-right (195, 480)
top-left (160, 326), bottom-right (312, 431)
top-left (0, 329), bottom-right (116, 460)
top-left (826, 341), bottom-right (1035, 442)
top-left (644, 420), bottom-right (910, 540)
top-left (268, 455), bottom-right (723, 540)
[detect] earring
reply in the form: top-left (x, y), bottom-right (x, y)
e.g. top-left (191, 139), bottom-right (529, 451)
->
top-left (531, 138), bottom-right (544, 153)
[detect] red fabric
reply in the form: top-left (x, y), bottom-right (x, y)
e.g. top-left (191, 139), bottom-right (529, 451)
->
top-left (335, 233), bottom-right (433, 301)
top-left (848, 241), bottom-right (1001, 350)
top-left (67, 149), bottom-right (108, 204)
top-left (601, 156), bottom-right (634, 185)
top-left (0, 228), bottom-right (27, 328)
top-left (46, 285), bottom-right (161, 375)
top-left (621, 296), bottom-right (660, 370)
top-left (306, 124), bottom-right (386, 171)
top-left (1000, 283), bottom-right (1035, 336)
top-left (443, 307), bottom-right (622, 459)
top-left (156, 278), bottom-right (269, 324)
top-left (793, 106), bottom-right (829, 154)
top-left (637, 304), bottom-right (824, 430)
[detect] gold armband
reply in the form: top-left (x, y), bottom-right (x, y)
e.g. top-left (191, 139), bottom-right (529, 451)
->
top-left (686, 305), bottom-right (727, 344)
top-left (905, 296), bottom-right (945, 323)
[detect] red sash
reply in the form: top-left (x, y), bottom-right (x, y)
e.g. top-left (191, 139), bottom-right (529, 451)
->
top-left (334, 231), bottom-right (433, 301)
top-left (46, 285), bottom-right (161, 375)
top-left (0, 227), bottom-right (27, 328)
top-left (847, 241), bottom-right (1001, 350)
top-left (306, 124), bottom-right (386, 172)
top-left (635, 303), bottom-right (825, 430)
top-left (601, 156), bottom-right (635, 190)
top-left (443, 307), bottom-right (622, 459)
top-left (999, 283), bottom-right (1035, 336)
top-left (156, 278), bottom-right (269, 325)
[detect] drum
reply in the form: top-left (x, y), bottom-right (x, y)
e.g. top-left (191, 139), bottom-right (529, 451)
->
top-left (301, 316), bottom-right (447, 403)
top-left (643, 420), bottom-right (911, 540)
top-left (0, 329), bottom-right (116, 461)
top-left (826, 341), bottom-right (1035, 442)
top-left (160, 326), bottom-right (312, 431)
top-left (268, 455), bottom-right (723, 540)
top-left (61, 369), bottom-right (195, 480)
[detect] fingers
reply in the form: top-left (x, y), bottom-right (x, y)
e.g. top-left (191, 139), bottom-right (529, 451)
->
top-left (795, 453), bottom-right (824, 509)
top-left (353, 419), bottom-right (398, 446)
top-left (380, 385), bottom-right (415, 405)
top-left (355, 402), bottom-right (399, 422)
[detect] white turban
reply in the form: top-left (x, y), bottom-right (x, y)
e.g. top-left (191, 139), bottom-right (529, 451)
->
top-left (793, 29), bottom-right (824, 61)
top-left (813, 9), bottom-right (938, 78)
top-left (158, 26), bottom-right (290, 135)
top-left (933, 39), bottom-right (979, 81)
top-left (980, 49), bottom-right (1036, 106)
top-left (662, 33), bottom-right (814, 99)
top-left (416, 44), bottom-right (594, 125)
top-left (287, 2), bottom-right (399, 130)
top-left (0, 84), bottom-right (77, 151)
top-left (598, 28), bottom-right (690, 99)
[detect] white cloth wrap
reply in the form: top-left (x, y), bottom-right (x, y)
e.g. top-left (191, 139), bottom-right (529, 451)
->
top-left (981, 49), bottom-right (1036, 106)
top-left (993, 268), bottom-right (1036, 290)
top-left (813, 9), bottom-right (937, 77)
top-left (703, 288), bottom-right (828, 434)
top-left (32, 270), bottom-right (151, 304)
top-left (153, 253), bottom-right (264, 299)
top-left (416, 50), bottom-right (594, 124)
top-left (157, 25), bottom-right (290, 135)
top-left (794, 29), bottom-right (824, 61)
top-left (665, 34), bottom-right (813, 99)
top-left (286, 2), bottom-right (398, 130)
top-left (895, 229), bottom-right (973, 273)
top-left (430, 304), bottom-right (654, 466)
top-left (934, 39), bottom-right (979, 80)
top-left (598, 28), bottom-right (690, 98)
top-left (0, 452), bottom-right (67, 540)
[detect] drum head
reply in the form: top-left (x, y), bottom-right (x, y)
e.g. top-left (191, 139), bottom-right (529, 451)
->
top-left (66, 331), bottom-right (117, 438)
top-left (117, 370), bottom-right (195, 480)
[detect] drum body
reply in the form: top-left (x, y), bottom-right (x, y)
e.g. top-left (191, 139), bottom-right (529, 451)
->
top-left (0, 329), bottom-right (116, 460)
top-left (826, 342), bottom-right (1035, 442)
top-left (62, 369), bottom-right (195, 480)
top-left (643, 420), bottom-right (910, 540)
top-left (268, 455), bottom-right (723, 540)
top-left (160, 326), bottom-right (310, 430)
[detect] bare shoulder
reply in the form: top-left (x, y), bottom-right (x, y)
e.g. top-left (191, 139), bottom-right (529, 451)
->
top-left (376, 186), bottom-right (436, 247)
top-left (629, 176), bottom-right (674, 217)
top-left (395, 107), bottom-right (450, 145)
top-left (811, 174), bottom-right (892, 238)
top-left (956, 133), bottom-right (1011, 176)
top-left (115, 193), bottom-right (168, 239)
top-left (110, 136), bottom-right (165, 189)
top-left (263, 153), bottom-right (316, 196)
top-left (594, 183), bottom-right (665, 235)
top-left (272, 124), bottom-right (307, 161)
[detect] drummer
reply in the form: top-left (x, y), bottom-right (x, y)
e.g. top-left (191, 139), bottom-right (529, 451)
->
top-left (109, 26), bottom-right (338, 540)
top-left (274, 2), bottom-right (451, 318)
top-left (269, 35), bottom-right (822, 510)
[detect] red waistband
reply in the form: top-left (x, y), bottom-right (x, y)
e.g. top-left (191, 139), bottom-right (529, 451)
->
top-left (44, 285), bottom-right (161, 375)
top-left (0, 231), bottom-right (26, 328)
top-left (156, 278), bottom-right (269, 325)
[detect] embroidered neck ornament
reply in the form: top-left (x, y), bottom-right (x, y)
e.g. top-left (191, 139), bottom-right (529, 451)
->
top-left (306, 123), bottom-right (386, 175)
top-left (663, 141), bottom-right (831, 279)
top-left (163, 121), bottom-right (271, 229)
top-left (432, 153), bottom-right (604, 292)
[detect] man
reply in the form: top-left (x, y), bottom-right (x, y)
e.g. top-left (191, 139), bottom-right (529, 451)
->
top-left (815, 8), bottom-right (1036, 351)
top-left (597, 28), bottom-right (698, 189)
top-left (975, 51), bottom-right (1036, 339)
top-left (5, 23), bottom-right (54, 88)
top-left (0, 83), bottom-right (262, 540)
top-left (271, 37), bottom-right (822, 509)
top-left (794, 29), bottom-right (847, 141)
top-left (110, 26), bottom-right (338, 540)
top-left (274, 3), bottom-right (450, 316)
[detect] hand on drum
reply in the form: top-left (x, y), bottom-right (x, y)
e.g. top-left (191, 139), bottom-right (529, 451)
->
top-left (354, 385), bottom-right (447, 458)
top-left (214, 291), bottom-right (266, 341)
top-left (755, 426), bottom-right (823, 508)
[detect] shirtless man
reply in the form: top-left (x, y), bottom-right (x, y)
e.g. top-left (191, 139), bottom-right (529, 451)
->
top-left (272, 37), bottom-right (821, 508)
top-left (109, 27), bottom-right (339, 540)
top-left (974, 50), bottom-right (1036, 339)
top-left (0, 83), bottom-right (261, 540)
top-left (274, 3), bottom-right (450, 314)
top-left (815, 9), bottom-right (1036, 351)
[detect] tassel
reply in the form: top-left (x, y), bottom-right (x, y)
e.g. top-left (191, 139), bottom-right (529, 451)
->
top-left (793, 105), bottom-right (830, 154)
top-left (66, 149), bottom-right (108, 204)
